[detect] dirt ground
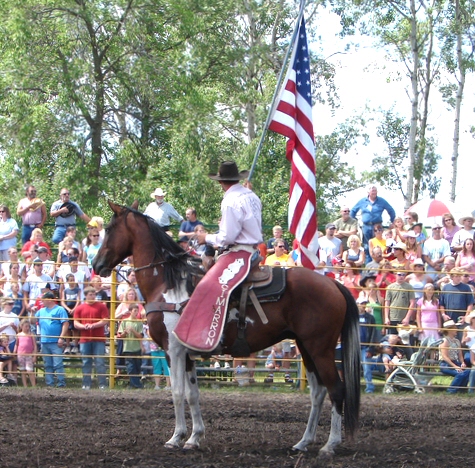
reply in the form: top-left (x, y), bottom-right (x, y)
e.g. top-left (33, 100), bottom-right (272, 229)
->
top-left (0, 387), bottom-right (474, 468)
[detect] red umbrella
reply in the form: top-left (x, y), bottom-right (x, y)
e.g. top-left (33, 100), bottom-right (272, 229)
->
top-left (404, 198), bottom-right (453, 218)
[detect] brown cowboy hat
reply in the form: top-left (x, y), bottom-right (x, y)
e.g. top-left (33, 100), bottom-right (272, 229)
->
top-left (29, 198), bottom-right (45, 211)
top-left (209, 161), bottom-right (249, 181)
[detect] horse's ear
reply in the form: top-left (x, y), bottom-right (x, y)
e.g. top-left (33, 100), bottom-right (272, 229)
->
top-left (108, 199), bottom-right (122, 214)
top-left (131, 200), bottom-right (139, 210)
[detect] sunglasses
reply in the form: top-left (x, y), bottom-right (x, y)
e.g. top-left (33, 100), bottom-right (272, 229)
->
top-left (61, 193), bottom-right (70, 196)
top-left (91, 234), bottom-right (100, 238)
top-left (432, 227), bottom-right (441, 230)
top-left (463, 275), bottom-right (470, 278)
top-left (396, 273), bottom-right (406, 277)
top-left (276, 245), bottom-right (285, 249)
top-left (342, 210), bottom-right (350, 213)
top-left (0, 211), bottom-right (5, 213)
top-left (374, 228), bottom-right (383, 232)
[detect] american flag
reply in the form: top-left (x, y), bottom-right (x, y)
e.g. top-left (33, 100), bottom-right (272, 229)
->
top-left (268, 17), bottom-right (319, 269)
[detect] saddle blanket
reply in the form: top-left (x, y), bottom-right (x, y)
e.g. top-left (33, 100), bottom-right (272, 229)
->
top-left (173, 249), bottom-right (252, 352)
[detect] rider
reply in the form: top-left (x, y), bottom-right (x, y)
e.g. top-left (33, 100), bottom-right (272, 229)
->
top-left (173, 160), bottom-right (262, 352)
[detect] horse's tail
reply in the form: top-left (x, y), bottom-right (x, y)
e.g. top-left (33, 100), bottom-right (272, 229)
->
top-left (335, 281), bottom-right (361, 440)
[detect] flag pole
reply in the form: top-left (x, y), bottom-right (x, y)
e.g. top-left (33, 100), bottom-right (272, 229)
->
top-left (247, 0), bottom-right (307, 182)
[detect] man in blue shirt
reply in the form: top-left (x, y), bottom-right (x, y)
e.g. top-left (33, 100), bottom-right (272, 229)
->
top-left (178, 207), bottom-right (203, 242)
top-left (350, 185), bottom-right (396, 258)
top-left (439, 267), bottom-right (474, 326)
top-left (35, 292), bottom-right (69, 387)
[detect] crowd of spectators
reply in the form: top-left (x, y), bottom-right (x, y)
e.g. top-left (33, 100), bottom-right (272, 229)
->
top-left (1, 182), bottom-right (474, 393)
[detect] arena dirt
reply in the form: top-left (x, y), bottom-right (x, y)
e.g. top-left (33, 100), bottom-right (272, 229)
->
top-left (0, 388), bottom-right (473, 467)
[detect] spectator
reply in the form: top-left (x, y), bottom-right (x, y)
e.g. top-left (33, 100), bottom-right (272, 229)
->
top-left (422, 223), bottom-right (451, 280)
top-left (0, 297), bottom-right (20, 359)
top-left (440, 213), bottom-right (460, 247)
top-left (340, 263), bottom-right (361, 300)
top-left (50, 188), bottom-right (90, 244)
top-left (416, 283), bottom-right (442, 343)
top-left (144, 188), bottom-right (183, 233)
top-left (58, 226), bottom-right (82, 256)
top-left (439, 319), bottom-right (470, 394)
top-left (117, 303), bottom-right (144, 389)
top-left (359, 273), bottom-right (384, 329)
top-left (461, 312), bottom-right (475, 365)
top-left (56, 235), bottom-right (74, 265)
top-left (61, 273), bottom-right (81, 355)
top-left (73, 287), bottom-right (109, 390)
top-left (404, 231), bottom-right (422, 263)
top-left (1, 262), bottom-right (23, 297)
top-left (117, 269), bottom-right (143, 302)
top-left (366, 246), bottom-right (384, 273)
top-left (404, 212), bottom-right (426, 238)
top-left (13, 319), bottom-right (37, 387)
top-left (0, 333), bottom-right (13, 384)
top-left (439, 267), bottom-right (474, 326)
top-left (357, 297), bottom-right (379, 393)
top-left (150, 338), bottom-right (171, 390)
top-left (36, 246), bottom-right (55, 278)
top-left (383, 229), bottom-right (396, 258)
top-left (455, 238), bottom-right (475, 283)
top-left (368, 224), bottom-right (386, 259)
top-left (21, 228), bottom-right (52, 258)
top-left (1, 247), bottom-right (27, 280)
top-left (266, 225), bottom-right (289, 255)
top-left (23, 260), bottom-right (54, 312)
top-left (342, 235), bottom-right (365, 268)
top-left (16, 185), bottom-right (47, 245)
top-left (265, 239), bottom-right (290, 266)
top-left (0, 205), bottom-right (19, 262)
top-left (405, 259), bottom-right (433, 300)
top-left (451, 215), bottom-right (475, 252)
top-left (90, 276), bottom-right (109, 304)
top-left (264, 344), bottom-right (284, 383)
top-left (35, 291), bottom-right (69, 388)
top-left (57, 250), bottom-right (91, 284)
top-left (9, 282), bottom-right (25, 317)
top-left (412, 223), bottom-right (426, 245)
top-left (435, 256), bottom-right (456, 289)
top-left (350, 184), bottom-right (396, 258)
top-left (178, 207), bottom-right (203, 241)
top-left (375, 260), bottom-right (396, 301)
top-left (333, 206), bottom-right (358, 251)
top-left (391, 217), bottom-right (407, 243)
top-left (318, 223), bottom-right (343, 274)
top-left (81, 227), bottom-right (102, 268)
top-left (390, 242), bottom-right (411, 272)
top-left (384, 268), bottom-right (416, 334)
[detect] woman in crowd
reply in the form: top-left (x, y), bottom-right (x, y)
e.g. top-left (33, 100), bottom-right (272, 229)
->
top-left (441, 213), bottom-right (460, 246)
top-left (439, 320), bottom-right (470, 393)
top-left (0, 262), bottom-right (23, 296)
top-left (416, 283), bottom-right (441, 343)
top-left (404, 231), bottom-right (422, 263)
top-left (455, 238), bottom-right (475, 283)
top-left (0, 205), bottom-right (19, 262)
top-left (405, 258), bottom-right (433, 300)
top-left (56, 235), bottom-right (74, 265)
top-left (359, 273), bottom-right (384, 330)
top-left (340, 262), bottom-right (361, 300)
top-left (342, 235), bottom-right (366, 268)
top-left (21, 228), bottom-right (52, 257)
top-left (375, 260), bottom-right (396, 301)
top-left (390, 242), bottom-right (410, 272)
top-left (81, 228), bottom-right (102, 268)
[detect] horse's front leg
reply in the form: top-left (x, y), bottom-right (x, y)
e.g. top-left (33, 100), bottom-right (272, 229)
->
top-left (183, 359), bottom-right (205, 449)
top-left (164, 341), bottom-right (188, 449)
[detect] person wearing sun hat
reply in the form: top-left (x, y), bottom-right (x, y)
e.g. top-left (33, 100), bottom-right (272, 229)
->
top-left (451, 214), bottom-right (475, 252)
top-left (144, 187), bottom-right (184, 232)
top-left (439, 319), bottom-right (470, 393)
top-left (422, 222), bottom-right (451, 280)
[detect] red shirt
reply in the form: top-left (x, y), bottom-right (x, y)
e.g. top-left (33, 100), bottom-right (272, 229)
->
top-left (73, 302), bottom-right (109, 343)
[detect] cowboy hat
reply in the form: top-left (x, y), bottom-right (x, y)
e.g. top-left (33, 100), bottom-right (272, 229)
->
top-left (29, 198), bottom-right (45, 211)
top-left (443, 319), bottom-right (456, 328)
top-left (208, 161), bottom-right (249, 181)
top-left (359, 273), bottom-right (377, 287)
top-left (458, 214), bottom-right (475, 224)
top-left (59, 202), bottom-right (76, 218)
top-left (150, 188), bottom-right (167, 199)
top-left (393, 241), bottom-right (408, 252)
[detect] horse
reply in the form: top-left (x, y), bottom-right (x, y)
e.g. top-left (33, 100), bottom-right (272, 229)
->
top-left (92, 200), bottom-right (361, 459)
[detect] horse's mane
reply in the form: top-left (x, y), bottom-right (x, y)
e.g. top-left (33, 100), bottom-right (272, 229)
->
top-left (116, 205), bottom-right (193, 291)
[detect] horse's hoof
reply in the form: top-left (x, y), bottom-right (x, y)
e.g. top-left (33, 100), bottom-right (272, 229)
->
top-left (292, 443), bottom-right (308, 452)
top-left (183, 443), bottom-right (199, 450)
top-left (318, 449), bottom-right (334, 460)
top-left (164, 442), bottom-right (180, 450)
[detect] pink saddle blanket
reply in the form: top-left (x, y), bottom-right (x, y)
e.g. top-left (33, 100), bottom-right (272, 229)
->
top-left (173, 250), bottom-right (252, 352)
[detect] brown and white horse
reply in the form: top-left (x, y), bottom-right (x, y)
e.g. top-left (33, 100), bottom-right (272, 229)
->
top-left (93, 201), bottom-right (361, 458)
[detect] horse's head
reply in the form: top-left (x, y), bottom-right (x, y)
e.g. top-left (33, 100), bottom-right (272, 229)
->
top-left (92, 200), bottom-right (139, 276)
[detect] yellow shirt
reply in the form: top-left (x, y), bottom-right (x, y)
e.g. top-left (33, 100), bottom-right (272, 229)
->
top-left (265, 253), bottom-right (290, 266)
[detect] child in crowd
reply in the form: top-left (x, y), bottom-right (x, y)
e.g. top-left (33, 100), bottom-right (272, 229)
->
top-left (384, 229), bottom-right (396, 259)
top-left (376, 334), bottom-right (407, 376)
top-left (9, 281), bottom-right (25, 317)
top-left (117, 304), bottom-right (144, 389)
top-left (13, 319), bottom-right (37, 387)
top-left (150, 338), bottom-right (171, 390)
top-left (61, 274), bottom-right (81, 354)
top-left (264, 343), bottom-right (284, 383)
top-left (0, 334), bottom-right (13, 384)
top-left (413, 223), bottom-right (427, 245)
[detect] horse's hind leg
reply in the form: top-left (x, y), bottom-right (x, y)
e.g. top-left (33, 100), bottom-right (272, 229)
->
top-left (292, 371), bottom-right (326, 452)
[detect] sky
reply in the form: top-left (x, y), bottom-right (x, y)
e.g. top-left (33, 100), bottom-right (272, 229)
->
top-left (310, 8), bottom-right (475, 223)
